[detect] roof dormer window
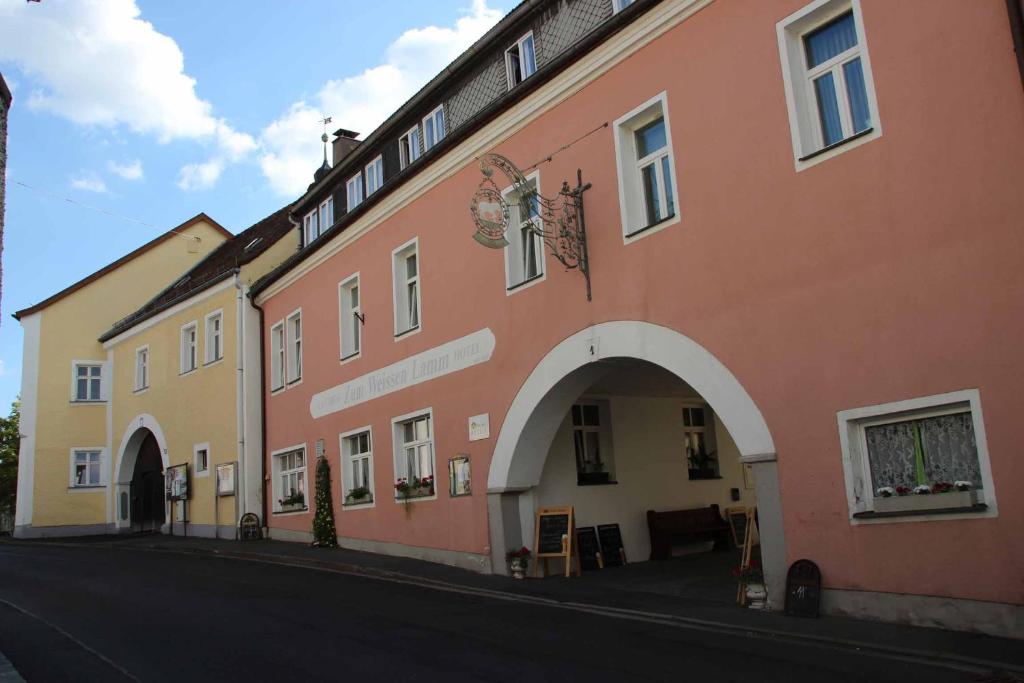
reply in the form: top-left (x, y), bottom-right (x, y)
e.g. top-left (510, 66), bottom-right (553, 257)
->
top-left (303, 197), bottom-right (333, 246)
top-left (505, 32), bottom-right (537, 89)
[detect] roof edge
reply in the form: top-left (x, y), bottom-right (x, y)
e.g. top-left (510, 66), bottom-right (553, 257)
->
top-left (13, 212), bottom-right (231, 320)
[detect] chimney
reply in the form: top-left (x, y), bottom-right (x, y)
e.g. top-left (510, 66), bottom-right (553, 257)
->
top-left (332, 128), bottom-right (361, 166)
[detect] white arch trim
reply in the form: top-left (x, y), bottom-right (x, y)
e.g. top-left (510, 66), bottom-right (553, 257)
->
top-left (113, 413), bottom-right (170, 485)
top-left (488, 320), bottom-right (776, 491)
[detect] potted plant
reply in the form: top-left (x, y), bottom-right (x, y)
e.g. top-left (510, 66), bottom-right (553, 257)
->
top-left (577, 460), bottom-right (610, 485)
top-left (278, 489), bottom-right (305, 513)
top-left (345, 486), bottom-right (373, 505)
top-left (506, 546), bottom-right (532, 579)
top-left (687, 449), bottom-right (719, 480)
top-left (395, 475), bottom-right (435, 501)
top-left (733, 561), bottom-right (767, 609)
top-left (873, 481), bottom-right (978, 513)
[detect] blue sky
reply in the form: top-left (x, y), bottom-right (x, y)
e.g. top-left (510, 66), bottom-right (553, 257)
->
top-left (0, 0), bottom-right (515, 411)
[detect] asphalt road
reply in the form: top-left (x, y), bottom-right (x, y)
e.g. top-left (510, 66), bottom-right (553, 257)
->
top-left (0, 543), bottom-right (983, 682)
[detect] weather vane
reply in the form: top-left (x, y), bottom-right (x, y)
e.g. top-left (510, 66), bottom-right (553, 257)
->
top-left (319, 116), bottom-right (333, 164)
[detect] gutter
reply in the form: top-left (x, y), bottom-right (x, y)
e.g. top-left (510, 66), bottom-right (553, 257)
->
top-left (234, 276), bottom-right (245, 540)
top-left (1008, 0), bottom-right (1024, 90)
top-left (247, 292), bottom-right (270, 535)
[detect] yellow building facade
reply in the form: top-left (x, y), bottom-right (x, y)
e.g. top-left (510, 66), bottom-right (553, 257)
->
top-left (14, 209), bottom-right (296, 538)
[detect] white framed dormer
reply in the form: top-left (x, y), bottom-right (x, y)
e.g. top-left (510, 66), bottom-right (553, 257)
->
top-left (304, 197), bottom-right (334, 246)
top-left (285, 308), bottom-right (303, 387)
top-left (271, 443), bottom-right (308, 515)
top-left (70, 359), bottom-right (106, 403)
top-left (502, 170), bottom-right (546, 294)
top-left (391, 237), bottom-right (421, 340)
top-left (837, 389), bottom-right (997, 525)
top-left (365, 155), bottom-right (383, 197)
top-left (270, 320), bottom-right (285, 394)
top-left (399, 124), bottom-right (422, 169)
top-left (180, 320), bottom-right (199, 375)
top-left (340, 425), bottom-right (375, 509)
top-left (346, 173), bottom-right (363, 211)
top-left (422, 106), bottom-right (445, 152)
top-left (204, 309), bottom-right (224, 366)
top-left (505, 31), bottom-right (538, 89)
top-left (193, 442), bottom-right (211, 479)
top-left (777, 0), bottom-right (882, 171)
top-left (391, 408), bottom-right (437, 504)
top-left (613, 91), bottom-right (681, 243)
top-left (68, 447), bottom-right (106, 490)
top-left (339, 273), bottom-right (362, 363)
top-left (133, 345), bottom-right (149, 393)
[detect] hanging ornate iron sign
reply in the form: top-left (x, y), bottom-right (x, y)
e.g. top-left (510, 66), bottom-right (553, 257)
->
top-left (470, 153), bottom-right (593, 300)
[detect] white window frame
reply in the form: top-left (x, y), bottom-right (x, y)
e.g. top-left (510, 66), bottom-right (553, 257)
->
top-left (422, 105), bottom-right (445, 151)
top-left (391, 408), bottom-right (436, 503)
top-left (777, 0), bottom-right (882, 171)
top-left (193, 442), bottom-right (211, 478)
top-left (69, 447), bottom-right (106, 489)
top-left (340, 425), bottom-right (375, 509)
top-left (502, 170), bottom-right (546, 293)
top-left (271, 444), bottom-right (308, 514)
top-left (391, 237), bottom-right (421, 339)
top-left (346, 174), bottom-right (363, 210)
top-left (570, 400), bottom-right (616, 485)
top-left (612, 0), bottom-right (635, 12)
top-left (339, 273), bottom-right (362, 362)
top-left (304, 198), bottom-right (333, 246)
top-left (837, 389), bottom-right (998, 525)
top-left (399, 125), bottom-right (422, 169)
top-left (71, 360), bottom-right (106, 403)
top-left (180, 321), bottom-right (199, 375)
top-left (505, 31), bottom-right (538, 89)
top-left (682, 403), bottom-right (719, 479)
top-left (613, 91), bottom-right (681, 243)
top-left (204, 310), bottom-right (223, 365)
top-left (270, 321), bottom-right (285, 393)
top-left (134, 345), bottom-right (149, 393)
top-left (285, 309), bottom-right (302, 386)
top-left (365, 155), bottom-right (383, 196)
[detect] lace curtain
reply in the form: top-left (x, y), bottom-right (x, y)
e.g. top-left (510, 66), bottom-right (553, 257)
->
top-left (865, 412), bottom-right (980, 491)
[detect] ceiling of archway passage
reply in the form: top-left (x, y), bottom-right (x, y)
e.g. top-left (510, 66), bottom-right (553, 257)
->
top-left (582, 359), bottom-right (702, 399)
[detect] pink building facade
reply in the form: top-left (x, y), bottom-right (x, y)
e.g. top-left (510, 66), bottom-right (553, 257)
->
top-left (252, 0), bottom-right (1024, 637)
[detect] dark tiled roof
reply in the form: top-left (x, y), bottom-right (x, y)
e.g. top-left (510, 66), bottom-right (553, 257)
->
top-left (13, 213), bottom-right (232, 320)
top-left (99, 206), bottom-right (294, 342)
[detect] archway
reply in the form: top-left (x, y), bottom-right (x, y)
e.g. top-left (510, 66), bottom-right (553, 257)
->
top-left (113, 414), bottom-right (170, 533)
top-left (487, 321), bottom-right (788, 607)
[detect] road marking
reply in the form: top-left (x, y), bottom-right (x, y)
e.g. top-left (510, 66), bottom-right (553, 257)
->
top-left (0, 598), bottom-right (139, 682)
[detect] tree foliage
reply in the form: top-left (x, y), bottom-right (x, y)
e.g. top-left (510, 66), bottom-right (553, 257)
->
top-left (311, 455), bottom-right (337, 547)
top-left (0, 399), bottom-right (20, 513)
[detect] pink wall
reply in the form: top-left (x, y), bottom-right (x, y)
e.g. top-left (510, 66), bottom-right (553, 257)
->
top-left (262, 0), bottom-right (1024, 604)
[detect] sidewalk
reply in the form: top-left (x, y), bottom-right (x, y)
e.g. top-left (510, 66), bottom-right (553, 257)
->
top-left (11, 534), bottom-right (1023, 676)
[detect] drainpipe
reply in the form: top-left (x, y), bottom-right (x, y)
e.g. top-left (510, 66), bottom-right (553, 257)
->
top-left (249, 292), bottom-right (270, 537)
top-left (1008, 0), bottom-right (1024, 90)
top-left (234, 272), bottom-right (245, 540)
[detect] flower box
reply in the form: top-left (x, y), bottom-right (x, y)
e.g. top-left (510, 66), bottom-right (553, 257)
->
top-left (399, 485), bottom-right (434, 500)
top-left (873, 489), bottom-right (979, 514)
top-left (344, 492), bottom-right (373, 506)
top-left (278, 502), bottom-right (306, 513)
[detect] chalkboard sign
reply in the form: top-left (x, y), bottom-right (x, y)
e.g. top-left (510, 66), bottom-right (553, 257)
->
top-left (533, 507), bottom-right (578, 578)
top-left (784, 559), bottom-right (821, 617)
top-left (239, 512), bottom-right (262, 541)
top-left (597, 523), bottom-right (626, 566)
top-left (725, 506), bottom-right (749, 549)
top-left (576, 527), bottom-right (602, 571)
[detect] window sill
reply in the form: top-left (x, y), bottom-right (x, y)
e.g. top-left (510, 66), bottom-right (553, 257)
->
top-left (203, 357), bottom-right (224, 368)
top-left (286, 377), bottom-right (303, 389)
top-left (179, 368), bottom-right (197, 377)
top-left (624, 212), bottom-right (677, 241)
top-left (799, 127), bottom-right (875, 162)
top-left (395, 490), bottom-right (436, 503)
top-left (272, 507), bottom-right (309, 517)
top-left (506, 273), bottom-right (545, 293)
top-left (394, 325), bottom-right (421, 340)
top-left (687, 473), bottom-right (723, 481)
top-left (132, 386), bottom-right (149, 395)
top-left (343, 497), bottom-right (374, 508)
top-left (68, 485), bottom-right (106, 492)
top-left (852, 504), bottom-right (987, 520)
top-left (69, 400), bottom-right (106, 405)
top-left (576, 480), bottom-right (618, 487)
top-left (340, 351), bottom-right (361, 364)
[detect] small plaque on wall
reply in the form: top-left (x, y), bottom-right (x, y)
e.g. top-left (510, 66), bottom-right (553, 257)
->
top-left (468, 414), bottom-right (490, 441)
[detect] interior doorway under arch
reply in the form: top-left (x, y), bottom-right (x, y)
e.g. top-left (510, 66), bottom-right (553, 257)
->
top-left (129, 432), bottom-right (165, 532)
top-left (486, 321), bottom-right (788, 607)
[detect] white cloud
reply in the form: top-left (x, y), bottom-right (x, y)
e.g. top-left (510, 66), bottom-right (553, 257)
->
top-left (70, 173), bottom-right (108, 193)
top-left (108, 159), bottom-right (144, 181)
top-left (177, 159), bottom-right (225, 192)
top-left (258, 0), bottom-right (503, 196)
top-left (0, 0), bottom-right (254, 189)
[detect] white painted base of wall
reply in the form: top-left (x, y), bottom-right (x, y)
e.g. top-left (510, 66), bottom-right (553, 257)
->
top-left (180, 524), bottom-right (238, 540)
top-left (268, 527), bottom-right (492, 574)
top-left (822, 588), bottom-right (1024, 640)
top-left (13, 523), bottom-right (114, 539)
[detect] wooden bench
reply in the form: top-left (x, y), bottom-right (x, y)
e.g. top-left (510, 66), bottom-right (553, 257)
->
top-left (646, 504), bottom-right (731, 561)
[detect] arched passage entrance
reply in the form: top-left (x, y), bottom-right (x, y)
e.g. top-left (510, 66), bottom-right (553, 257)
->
top-left (114, 414), bottom-right (170, 533)
top-left (487, 321), bottom-right (788, 607)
